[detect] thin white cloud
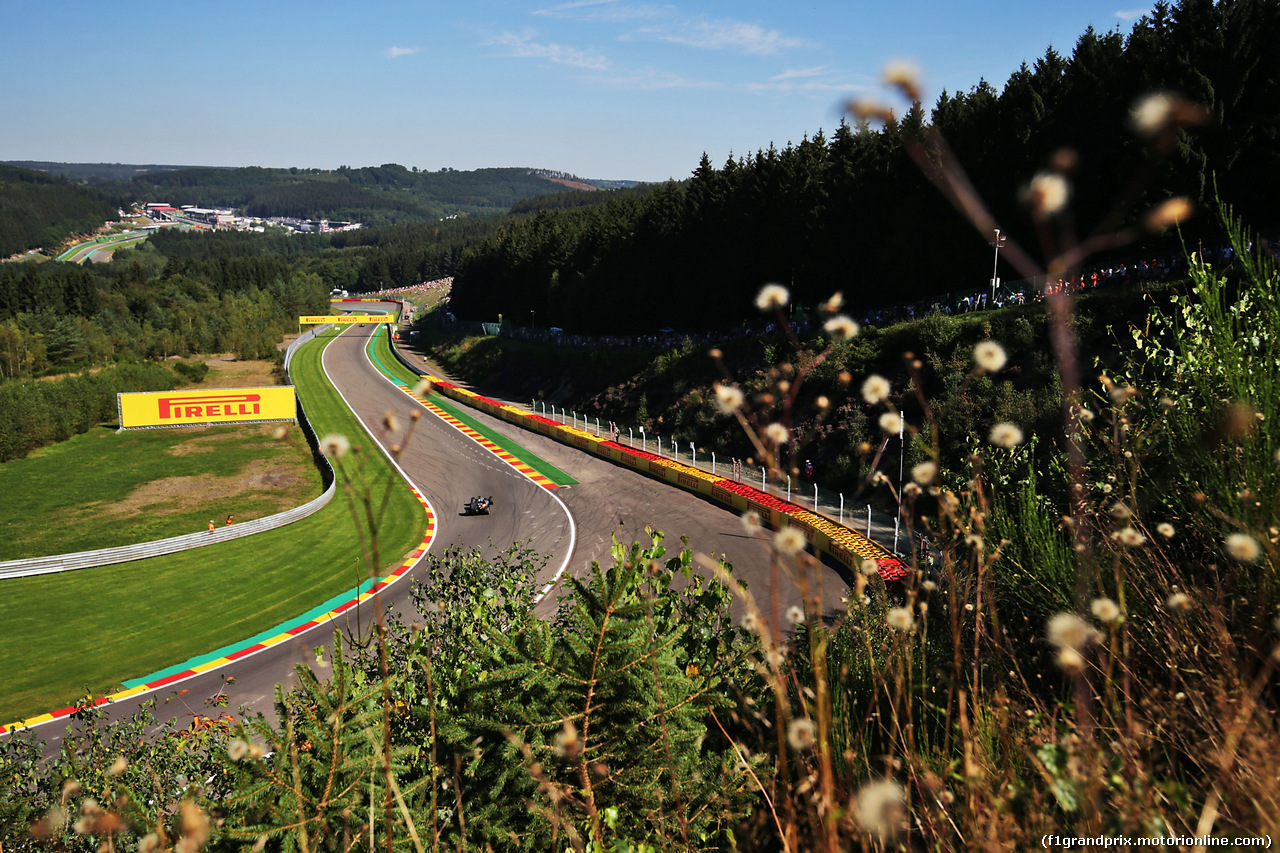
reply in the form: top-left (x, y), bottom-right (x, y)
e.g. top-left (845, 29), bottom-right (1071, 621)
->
top-left (535, 3), bottom-right (811, 55)
top-left (486, 31), bottom-right (611, 71)
top-left (384, 46), bottom-right (421, 58)
top-left (770, 66), bottom-right (832, 82)
top-left (748, 79), bottom-right (868, 95)
top-left (534, 0), bottom-right (664, 24)
top-left (632, 18), bottom-right (812, 55)
top-left (1114, 7), bottom-right (1152, 20)
top-left (585, 66), bottom-right (720, 90)
top-left (750, 66), bottom-right (870, 95)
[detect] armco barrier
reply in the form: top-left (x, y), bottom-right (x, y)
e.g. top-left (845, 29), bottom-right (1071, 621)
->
top-left (385, 338), bottom-right (909, 583)
top-left (0, 328), bottom-right (336, 581)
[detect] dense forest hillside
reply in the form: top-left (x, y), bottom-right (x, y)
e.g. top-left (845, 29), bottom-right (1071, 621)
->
top-left (449, 0), bottom-right (1280, 334)
top-left (0, 163), bottom-right (634, 227)
top-left (0, 165), bottom-right (124, 258)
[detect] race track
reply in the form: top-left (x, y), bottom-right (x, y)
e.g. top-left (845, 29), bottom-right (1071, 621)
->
top-left (21, 307), bottom-right (850, 753)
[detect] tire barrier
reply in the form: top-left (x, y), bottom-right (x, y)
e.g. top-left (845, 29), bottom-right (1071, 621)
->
top-left (0, 329), bottom-right (336, 581)
top-left (384, 337), bottom-right (909, 583)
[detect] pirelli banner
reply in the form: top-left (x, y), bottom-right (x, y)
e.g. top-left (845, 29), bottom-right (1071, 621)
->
top-left (117, 387), bottom-right (297, 430)
top-left (299, 314), bottom-right (394, 325)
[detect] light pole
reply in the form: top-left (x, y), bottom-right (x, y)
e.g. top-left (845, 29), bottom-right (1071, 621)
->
top-left (530, 310), bottom-right (535, 331)
top-left (989, 229), bottom-right (1007, 303)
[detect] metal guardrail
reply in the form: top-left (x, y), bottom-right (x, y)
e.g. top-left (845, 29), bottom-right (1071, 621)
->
top-left (0, 327), bottom-right (336, 581)
top-left (384, 335), bottom-right (909, 556)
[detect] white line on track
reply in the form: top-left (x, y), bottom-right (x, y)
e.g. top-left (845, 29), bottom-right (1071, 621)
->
top-left (356, 321), bottom-right (577, 604)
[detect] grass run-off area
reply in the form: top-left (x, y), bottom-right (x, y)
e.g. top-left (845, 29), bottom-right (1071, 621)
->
top-left (0, 334), bottom-right (427, 724)
top-left (0, 422), bottom-right (321, 560)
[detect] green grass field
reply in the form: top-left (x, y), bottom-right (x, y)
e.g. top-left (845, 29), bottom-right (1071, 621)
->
top-left (0, 333), bottom-right (427, 724)
top-left (0, 423), bottom-right (321, 560)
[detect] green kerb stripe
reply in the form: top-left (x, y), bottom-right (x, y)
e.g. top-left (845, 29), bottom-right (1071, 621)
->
top-left (366, 327), bottom-right (577, 486)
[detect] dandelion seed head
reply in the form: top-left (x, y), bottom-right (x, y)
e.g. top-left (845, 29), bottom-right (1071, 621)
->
top-left (847, 97), bottom-right (892, 123)
top-left (862, 374), bottom-right (891, 405)
top-left (1166, 591), bottom-right (1192, 612)
top-left (765, 422), bottom-right (790, 445)
top-left (974, 340), bottom-right (1007, 372)
top-left (1144, 197), bottom-right (1194, 231)
top-left (740, 510), bottom-right (762, 535)
top-left (413, 377), bottom-right (433, 397)
top-left (1157, 522), bottom-right (1176, 539)
top-left (108, 756), bottom-right (127, 777)
top-left (824, 315), bottom-right (860, 340)
top-left (1115, 527), bottom-right (1147, 547)
top-left (1091, 598), bottom-right (1121, 624)
top-left (1110, 502), bottom-right (1132, 520)
top-left (879, 412), bottom-right (903, 433)
top-left (714, 383), bottom-right (745, 414)
top-left (227, 739), bottom-right (250, 762)
top-left (1079, 407), bottom-right (1095, 423)
top-left (755, 283), bottom-right (790, 311)
top-left (860, 558), bottom-right (880, 577)
top-left (1047, 612), bottom-right (1095, 650)
top-left (1131, 92), bottom-right (1175, 137)
top-left (1225, 533), bottom-right (1262, 564)
top-left (989, 422), bottom-right (1024, 448)
top-left (320, 433), bottom-right (350, 458)
top-left (774, 526), bottom-right (806, 556)
top-left (787, 717), bottom-right (817, 751)
top-left (383, 410), bottom-right (399, 434)
top-left (786, 605), bottom-right (805, 626)
top-left (741, 611), bottom-right (760, 633)
top-left (883, 60), bottom-right (922, 100)
top-left (822, 292), bottom-right (844, 313)
top-left (887, 607), bottom-right (915, 632)
top-left (855, 779), bottom-right (906, 836)
top-left (1056, 646), bottom-right (1086, 674)
top-left (271, 425), bottom-right (289, 439)
top-left (911, 461), bottom-right (937, 484)
top-left (1110, 385), bottom-right (1137, 404)
top-left (1026, 172), bottom-right (1069, 215)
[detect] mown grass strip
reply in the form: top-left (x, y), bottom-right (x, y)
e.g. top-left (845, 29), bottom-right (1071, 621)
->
top-left (0, 333), bottom-right (425, 724)
top-left (369, 326), bottom-right (577, 486)
top-left (0, 423), bottom-right (321, 560)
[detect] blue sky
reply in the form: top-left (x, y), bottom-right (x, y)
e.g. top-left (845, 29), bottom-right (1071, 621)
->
top-left (1, 1), bottom-right (1151, 183)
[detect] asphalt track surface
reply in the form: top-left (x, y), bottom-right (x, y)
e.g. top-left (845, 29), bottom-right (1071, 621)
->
top-left (18, 306), bottom-right (850, 755)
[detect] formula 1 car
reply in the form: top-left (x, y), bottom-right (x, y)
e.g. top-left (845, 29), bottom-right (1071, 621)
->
top-left (464, 496), bottom-right (494, 516)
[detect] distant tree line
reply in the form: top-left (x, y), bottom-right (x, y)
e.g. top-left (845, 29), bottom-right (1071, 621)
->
top-left (0, 237), bottom-right (329, 383)
top-left (449, 0), bottom-right (1280, 334)
top-left (82, 164), bottom-right (595, 225)
top-left (0, 360), bottom-right (195, 462)
top-left (0, 166), bottom-right (123, 258)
